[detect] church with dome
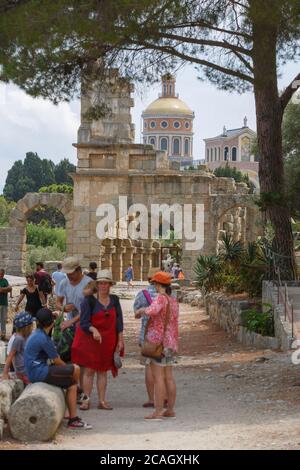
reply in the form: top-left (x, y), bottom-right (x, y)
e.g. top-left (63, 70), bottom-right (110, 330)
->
top-left (142, 74), bottom-right (194, 165)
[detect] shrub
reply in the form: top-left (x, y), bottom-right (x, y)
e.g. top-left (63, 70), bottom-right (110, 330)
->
top-left (221, 274), bottom-right (244, 294)
top-left (0, 196), bottom-right (16, 226)
top-left (219, 233), bottom-right (244, 266)
top-left (26, 222), bottom-right (66, 251)
top-left (242, 303), bottom-right (274, 337)
top-left (39, 184), bottom-right (73, 194)
top-left (213, 165), bottom-right (255, 193)
top-left (26, 245), bottom-right (66, 272)
top-left (194, 255), bottom-right (224, 293)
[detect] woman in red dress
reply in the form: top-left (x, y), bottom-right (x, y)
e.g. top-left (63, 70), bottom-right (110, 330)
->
top-left (71, 270), bottom-right (124, 410)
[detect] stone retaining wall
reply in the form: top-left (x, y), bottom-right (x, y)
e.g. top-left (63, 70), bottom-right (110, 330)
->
top-left (204, 292), bottom-right (279, 350)
top-left (178, 287), bottom-right (280, 350)
top-left (262, 281), bottom-right (293, 352)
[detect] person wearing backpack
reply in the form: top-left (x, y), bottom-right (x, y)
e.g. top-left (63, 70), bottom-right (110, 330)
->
top-left (133, 267), bottom-right (159, 408)
top-left (34, 262), bottom-right (53, 301)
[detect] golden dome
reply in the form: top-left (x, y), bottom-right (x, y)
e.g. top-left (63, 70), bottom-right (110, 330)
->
top-left (143, 97), bottom-right (193, 116)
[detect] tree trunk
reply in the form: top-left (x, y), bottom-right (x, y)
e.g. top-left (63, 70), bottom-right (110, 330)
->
top-left (251, 0), bottom-right (297, 280)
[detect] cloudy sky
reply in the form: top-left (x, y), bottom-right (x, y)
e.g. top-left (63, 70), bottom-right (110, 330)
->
top-left (0, 61), bottom-right (299, 193)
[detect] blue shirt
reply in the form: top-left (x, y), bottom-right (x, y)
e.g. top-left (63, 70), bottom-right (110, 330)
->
top-left (133, 285), bottom-right (157, 345)
top-left (24, 329), bottom-right (59, 382)
top-left (57, 275), bottom-right (91, 321)
top-left (52, 271), bottom-right (67, 295)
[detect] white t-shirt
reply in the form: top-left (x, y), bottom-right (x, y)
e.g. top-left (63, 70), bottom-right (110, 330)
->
top-left (52, 271), bottom-right (67, 295)
top-left (57, 275), bottom-right (91, 320)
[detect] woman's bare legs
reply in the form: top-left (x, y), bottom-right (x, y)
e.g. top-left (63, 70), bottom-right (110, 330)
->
top-left (97, 371), bottom-right (112, 409)
top-left (164, 366), bottom-right (176, 416)
top-left (145, 363), bottom-right (166, 418)
top-left (145, 364), bottom-right (155, 404)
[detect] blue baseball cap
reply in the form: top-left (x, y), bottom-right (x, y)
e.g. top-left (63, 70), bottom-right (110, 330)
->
top-left (14, 311), bottom-right (34, 329)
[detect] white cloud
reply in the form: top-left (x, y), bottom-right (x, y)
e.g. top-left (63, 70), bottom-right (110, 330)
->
top-left (0, 83), bottom-right (79, 192)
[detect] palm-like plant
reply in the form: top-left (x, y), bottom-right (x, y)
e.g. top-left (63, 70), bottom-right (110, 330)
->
top-left (219, 233), bottom-right (244, 265)
top-left (193, 255), bottom-right (223, 293)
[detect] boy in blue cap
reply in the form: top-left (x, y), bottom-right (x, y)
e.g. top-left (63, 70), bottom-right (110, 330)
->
top-left (2, 311), bottom-right (33, 384)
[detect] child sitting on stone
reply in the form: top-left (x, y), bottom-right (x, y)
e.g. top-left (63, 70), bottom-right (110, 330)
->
top-left (2, 311), bottom-right (33, 384)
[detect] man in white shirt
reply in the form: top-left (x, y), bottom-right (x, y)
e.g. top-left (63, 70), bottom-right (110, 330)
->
top-left (56, 257), bottom-right (91, 330)
top-left (52, 263), bottom-right (67, 296)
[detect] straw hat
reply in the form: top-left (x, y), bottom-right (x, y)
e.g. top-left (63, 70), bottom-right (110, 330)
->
top-left (96, 269), bottom-right (116, 285)
top-left (150, 271), bottom-right (172, 285)
top-left (62, 256), bottom-right (81, 274)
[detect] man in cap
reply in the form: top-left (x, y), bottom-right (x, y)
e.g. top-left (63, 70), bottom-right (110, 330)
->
top-left (24, 308), bottom-right (92, 430)
top-left (56, 256), bottom-right (91, 331)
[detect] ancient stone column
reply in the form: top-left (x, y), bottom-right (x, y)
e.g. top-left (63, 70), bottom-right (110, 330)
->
top-left (142, 247), bottom-right (153, 281)
top-left (132, 241), bottom-right (144, 281)
top-left (9, 383), bottom-right (66, 442)
top-left (111, 239), bottom-right (126, 281)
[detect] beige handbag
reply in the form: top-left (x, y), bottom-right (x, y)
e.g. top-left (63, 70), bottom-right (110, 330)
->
top-left (141, 295), bottom-right (171, 359)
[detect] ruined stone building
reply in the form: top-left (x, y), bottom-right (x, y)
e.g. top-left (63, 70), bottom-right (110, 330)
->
top-left (1, 70), bottom-right (260, 279)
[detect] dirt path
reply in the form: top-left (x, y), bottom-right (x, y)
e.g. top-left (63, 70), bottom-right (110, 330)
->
top-left (2, 292), bottom-right (300, 450)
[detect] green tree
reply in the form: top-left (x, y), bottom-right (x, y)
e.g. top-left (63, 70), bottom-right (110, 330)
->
top-left (54, 159), bottom-right (76, 185)
top-left (0, 0), bottom-right (299, 278)
top-left (0, 196), bottom-right (16, 226)
top-left (3, 159), bottom-right (35, 201)
top-left (3, 153), bottom-right (74, 201)
top-left (213, 166), bottom-right (255, 193)
top-left (283, 100), bottom-right (300, 159)
top-left (283, 100), bottom-right (300, 218)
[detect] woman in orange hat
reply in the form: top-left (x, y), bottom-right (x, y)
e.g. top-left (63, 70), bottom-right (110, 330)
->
top-left (135, 271), bottom-right (179, 421)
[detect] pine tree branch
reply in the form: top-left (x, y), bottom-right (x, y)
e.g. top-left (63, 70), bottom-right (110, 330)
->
top-left (156, 32), bottom-right (252, 56)
top-left (159, 20), bottom-right (252, 41)
top-left (133, 40), bottom-right (254, 83)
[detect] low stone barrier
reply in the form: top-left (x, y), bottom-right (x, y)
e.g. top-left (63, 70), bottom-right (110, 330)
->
top-left (204, 292), bottom-right (279, 350)
top-left (9, 382), bottom-right (66, 441)
top-left (0, 379), bottom-right (24, 440)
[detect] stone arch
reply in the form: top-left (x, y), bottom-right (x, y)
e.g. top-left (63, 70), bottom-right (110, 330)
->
top-left (210, 194), bottom-right (262, 255)
top-left (7, 192), bottom-right (73, 275)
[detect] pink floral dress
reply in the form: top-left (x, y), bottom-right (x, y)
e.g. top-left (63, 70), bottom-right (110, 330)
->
top-left (144, 294), bottom-right (179, 353)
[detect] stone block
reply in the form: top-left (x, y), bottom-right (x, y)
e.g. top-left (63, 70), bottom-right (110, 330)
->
top-left (0, 379), bottom-right (24, 421)
top-left (9, 382), bottom-right (66, 442)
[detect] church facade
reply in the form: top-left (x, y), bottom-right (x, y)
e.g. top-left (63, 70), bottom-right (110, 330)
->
top-left (204, 118), bottom-right (259, 187)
